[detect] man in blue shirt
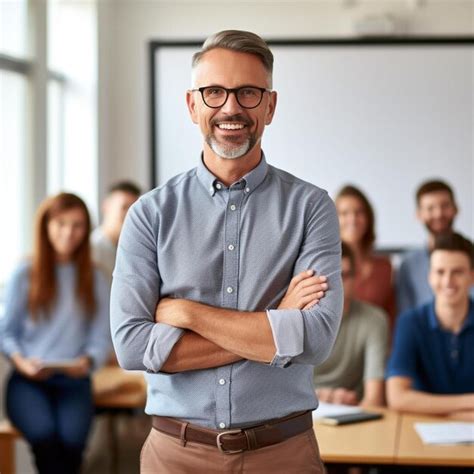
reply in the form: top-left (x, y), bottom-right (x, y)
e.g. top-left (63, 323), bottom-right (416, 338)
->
top-left (387, 232), bottom-right (474, 420)
top-left (396, 179), bottom-right (474, 313)
top-left (111, 30), bottom-right (342, 473)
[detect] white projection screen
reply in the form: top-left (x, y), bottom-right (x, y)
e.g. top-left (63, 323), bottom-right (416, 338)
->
top-left (150, 39), bottom-right (473, 249)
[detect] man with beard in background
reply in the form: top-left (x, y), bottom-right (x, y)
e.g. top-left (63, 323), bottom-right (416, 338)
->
top-left (397, 180), bottom-right (474, 313)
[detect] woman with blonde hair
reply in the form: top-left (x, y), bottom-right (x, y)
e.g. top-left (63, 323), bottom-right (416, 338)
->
top-left (1, 192), bottom-right (110, 474)
top-left (336, 185), bottom-right (396, 325)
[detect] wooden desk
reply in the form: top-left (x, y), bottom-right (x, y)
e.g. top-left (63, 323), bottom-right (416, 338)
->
top-left (93, 365), bottom-right (147, 409)
top-left (314, 408), bottom-right (400, 465)
top-left (396, 413), bottom-right (474, 467)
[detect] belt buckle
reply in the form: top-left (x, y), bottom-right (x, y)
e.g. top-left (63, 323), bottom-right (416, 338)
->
top-left (216, 429), bottom-right (244, 454)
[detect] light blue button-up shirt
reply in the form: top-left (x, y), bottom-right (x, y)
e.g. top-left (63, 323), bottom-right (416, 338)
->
top-left (111, 155), bottom-right (343, 429)
top-left (1, 262), bottom-right (111, 369)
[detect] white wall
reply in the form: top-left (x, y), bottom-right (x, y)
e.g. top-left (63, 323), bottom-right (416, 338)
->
top-left (98, 0), bottom-right (474, 202)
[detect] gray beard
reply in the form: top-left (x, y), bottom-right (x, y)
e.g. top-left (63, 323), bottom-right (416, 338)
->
top-left (207, 136), bottom-right (257, 160)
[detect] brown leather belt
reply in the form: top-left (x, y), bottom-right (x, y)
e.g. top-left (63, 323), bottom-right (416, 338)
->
top-left (152, 411), bottom-right (312, 454)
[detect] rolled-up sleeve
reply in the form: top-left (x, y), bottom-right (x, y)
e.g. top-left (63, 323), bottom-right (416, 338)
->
top-left (267, 192), bottom-right (343, 368)
top-left (110, 198), bottom-right (184, 372)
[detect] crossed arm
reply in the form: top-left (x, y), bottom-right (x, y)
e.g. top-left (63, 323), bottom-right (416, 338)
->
top-left (387, 376), bottom-right (474, 420)
top-left (158, 270), bottom-right (327, 373)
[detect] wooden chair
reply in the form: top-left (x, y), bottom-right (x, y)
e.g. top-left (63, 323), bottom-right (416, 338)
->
top-left (0, 419), bottom-right (19, 474)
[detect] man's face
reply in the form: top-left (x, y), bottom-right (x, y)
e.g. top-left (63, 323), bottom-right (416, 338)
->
top-left (47, 207), bottom-right (87, 260)
top-left (103, 191), bottom-right (138, 229)
top-left (337, 196), bottom-right (368, 246)
top-left (429, 250), bottom-right (473, 308)
top-left (341, 256), bottom-right (355, 315)
top-left (417, 191), bottom-right (457, 236)
top-left (186, 48), bottom-right (277, 160)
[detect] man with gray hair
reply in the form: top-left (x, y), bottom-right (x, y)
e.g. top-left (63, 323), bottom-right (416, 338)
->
top-left (111, 30), bottom-right (342, 473)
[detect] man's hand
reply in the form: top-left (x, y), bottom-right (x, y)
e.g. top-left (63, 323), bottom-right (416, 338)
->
top-left (11, 353), bottom-right (53, 381)
top-left (316, 387), bottom-right (358, 405)
top-left (278, 270), bottom-right (328, 310)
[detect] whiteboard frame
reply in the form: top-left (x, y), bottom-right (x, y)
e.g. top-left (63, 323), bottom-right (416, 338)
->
top-left (148, 37), bottom-right (474, 251)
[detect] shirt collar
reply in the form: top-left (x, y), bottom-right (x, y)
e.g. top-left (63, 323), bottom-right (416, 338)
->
top-left (196, 152), bottom-right (269, 197)
top-left (428, 298), bottom-right (474, 332)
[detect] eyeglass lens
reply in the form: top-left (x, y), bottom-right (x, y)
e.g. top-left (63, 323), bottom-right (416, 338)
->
top-left (202, 87), bottom-right (263, 109)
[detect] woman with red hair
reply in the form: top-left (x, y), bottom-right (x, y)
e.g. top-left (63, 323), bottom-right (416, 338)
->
top-left (1, 192), bottom-right (110, 474)
top-left (336, 185), bottom-right (396, 327)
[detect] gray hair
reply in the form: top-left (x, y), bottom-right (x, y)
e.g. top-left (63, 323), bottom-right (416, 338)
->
top-left (192, 30), bottom-right (274, 86)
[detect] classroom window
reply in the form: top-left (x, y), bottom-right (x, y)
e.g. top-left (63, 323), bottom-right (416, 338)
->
top-left (0, 71), bottom-right (28, 284)
top-left (0, 0), bottom-right (98, 292)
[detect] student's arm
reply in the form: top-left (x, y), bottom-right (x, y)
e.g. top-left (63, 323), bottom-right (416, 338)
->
top-left (387, 376), bottom-right (474, 416)
top-left (157, 192), bottom-right (342, 368)
top-left (316, 387), bottom-right (358, 405)
top-left (1, 263), bottom-right (29, 360)
top-left (159, 271), bottom-right (328, 371)
top-left (1, 263), bottom-right (54, 380)
top-left (83, 269), bottom-right (112, 370)
top-left (360, 380), bottom-right (385, 407)
top-left (62, 269), bottom-right (113, 378)
top-left (361, 309), bottom-right (389, 407)
top-left (448, 410), bottom-right (474, 421)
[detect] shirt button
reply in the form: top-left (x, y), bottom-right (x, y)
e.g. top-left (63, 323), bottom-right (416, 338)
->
top-left (245, 187), bottom-right (250, 193)
top-left (219, 422), bottom-right (226, 429)
top-left (229, 204), bottom-right (236, 211)
top-left (228, 244), bottom-right (235, 251)
top-left (226, 287), bottom-right (233, 294)
top-left (219, 378), bottom-right (226, 385)
top-left (216, 183), bottom-right (222, 190)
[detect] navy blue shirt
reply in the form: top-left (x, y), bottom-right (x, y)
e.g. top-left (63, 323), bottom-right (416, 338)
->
top-left (386, 299), bottom-right (474, 394)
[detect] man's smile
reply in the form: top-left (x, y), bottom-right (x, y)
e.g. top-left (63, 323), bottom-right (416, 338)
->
top-left (216, 122), bottom-right (246, 130)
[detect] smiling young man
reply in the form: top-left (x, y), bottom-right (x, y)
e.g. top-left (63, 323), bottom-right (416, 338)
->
top-left (396, 180), bottom-right (474, 313)
top-left (110, 31), bottom-right (342, 473)
top-left (387, 232), bottom-right (474, 420)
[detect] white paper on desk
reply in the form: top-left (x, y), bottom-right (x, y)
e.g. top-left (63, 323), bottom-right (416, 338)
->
top-left (312, 402), bottom-right (362, 420)
top-left (415, 422), bottom-right (474, 445)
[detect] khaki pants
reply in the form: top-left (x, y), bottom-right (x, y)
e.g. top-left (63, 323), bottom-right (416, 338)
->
top-left (140, 426), bottom-right (325, 473)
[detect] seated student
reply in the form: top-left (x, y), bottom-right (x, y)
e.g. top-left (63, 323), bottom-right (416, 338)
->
top-left (1, 193), bottom-right (111, 474)
top-left (396, 179), bottom-right (474, 313)
top-left (387, 232), bottom-right (474, 420)
top-left (91, 181), bottom-right (141, 279)
top-left (313, 243), bottom-right (388, 407)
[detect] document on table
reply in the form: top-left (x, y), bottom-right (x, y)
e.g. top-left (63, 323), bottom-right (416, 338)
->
top-left (312, 402), bottom-right (362, 420)
top-left (415, 422), bottom-right (474, 445)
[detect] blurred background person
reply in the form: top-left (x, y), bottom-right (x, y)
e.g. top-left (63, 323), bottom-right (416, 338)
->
top-left (314, 243), bottom-right (388, 407)
top-left (91, 181), bottom-right (141, 279)
top-left (1, 193), bottom-right (111, 474)
top-left (396, 179), bottom-right (474, 314)
top-left (387, 232), bottom-right (474, 420)
top-left (336, 185), bottom-right (396, 326)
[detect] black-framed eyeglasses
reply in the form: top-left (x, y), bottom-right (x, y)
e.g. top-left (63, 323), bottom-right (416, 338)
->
top-left (191, 86), bottom-right (272, 109)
